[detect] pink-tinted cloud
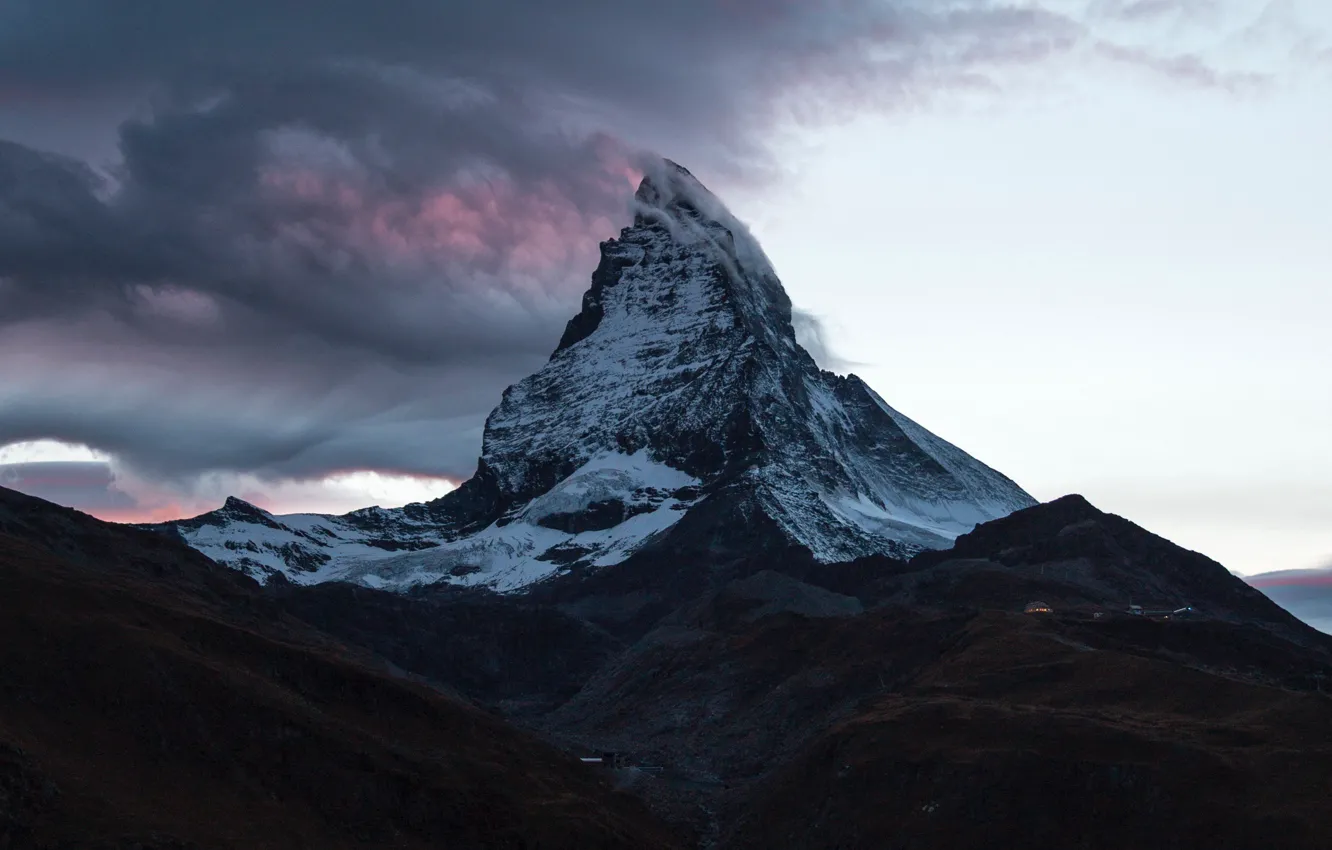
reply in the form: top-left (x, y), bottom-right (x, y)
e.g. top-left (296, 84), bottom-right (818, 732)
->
top-left (1249, 564), bottom-right (1332, 635)
top-left (334, 177), bottom-right (623, 276)
top-left (90, 504), bottom-right (192, 524)
top-left (1, 458), bottom-right (459, 523)
top-left (1247, 568), bottom-right (1332, 589)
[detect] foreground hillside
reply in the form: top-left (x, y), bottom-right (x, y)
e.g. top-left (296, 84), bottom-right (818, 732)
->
top-left (7, 482), bottom-right (1332, 848)
top-left (0, 486), bottom-right (680, 849)
top-left (516, 581), bottom-right (1332, 848)
top-left (267, 496), bottom-right (1332, 848)
top-left (727, 610), bottom-right (1332, 848)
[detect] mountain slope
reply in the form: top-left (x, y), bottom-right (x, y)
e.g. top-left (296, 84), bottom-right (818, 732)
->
top-left (0, 485), bottom-right (682, 849)
top-left (518, 498), bottom-right (1332, 846)
top-left (58, 476), bottom-right (1332, 848)
top-left (887, 494), bottom-right (1324, 646)
top-left (148, 160), bottom-right (1033, 590)
top-left (726, 609), bottom-right (1332, 850)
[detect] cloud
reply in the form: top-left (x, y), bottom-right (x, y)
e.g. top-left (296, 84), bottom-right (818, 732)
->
top-left (0, 72), bottom-right (635, 483)
top-left (1249, 562), bottom-right (1332, 635)
top-left (0, 0), bottom-right (1308, 515)
top-left (0, 457), bottom-right (456, 521)
top-left (1089, 0), bottom-right (1226, 24)
top-left (1093, 42), bottom-right (1270, 90)
top-left (791, 308), bottom-right (866, 374)
top-left (1248, 562), bottom-right (1332, 588)
top-left (0, 461), bottom-right (138, 516)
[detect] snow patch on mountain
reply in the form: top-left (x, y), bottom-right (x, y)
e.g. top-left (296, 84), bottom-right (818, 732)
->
top-left (162, 497), bottom-right (444, 584)
top-left (521, 450), bottom-right (698, 524)
top-left (335, 450), bottom-right (700, 591)
top-left (155, 451), bottom-right (700, 590)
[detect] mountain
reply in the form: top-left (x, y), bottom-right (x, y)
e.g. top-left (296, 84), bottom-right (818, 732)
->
top-left (11, 485), bottom-right (1332, 848)
top-left (146, 160), bottom-right (1034, 590)
top-left (851, 494), bottom-right (1323, 645)
top-left (514, 491), bottom-right (1332, 643)
top-left (0, 484), bottom-right (683, 849)
top-left (725, 607), bottom-right (1332, 850)
top-left (161, 487), bottom-right (1329, 846)
top-left (522, 497), bottom-right (1332, 847)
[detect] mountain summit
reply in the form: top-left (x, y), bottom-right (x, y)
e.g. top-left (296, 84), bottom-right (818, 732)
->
top-left (150, 161), bottom-right (1036, 589)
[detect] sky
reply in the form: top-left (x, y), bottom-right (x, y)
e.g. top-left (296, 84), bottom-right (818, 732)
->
top-left (0, 1), bottom-right (1328, 586)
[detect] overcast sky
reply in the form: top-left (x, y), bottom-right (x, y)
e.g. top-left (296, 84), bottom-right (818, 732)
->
top-left (1, 0), bottom-right (1328, 579)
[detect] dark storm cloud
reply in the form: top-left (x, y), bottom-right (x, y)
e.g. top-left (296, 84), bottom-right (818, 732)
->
top-left (0, 67), bottom-right (628, 363)
top-left (0, 1), bottom-right (1093, 176)
top-left (0, 0), bottom-right (1241, 502)
top-left (0, 461), bottom-right (136, 514)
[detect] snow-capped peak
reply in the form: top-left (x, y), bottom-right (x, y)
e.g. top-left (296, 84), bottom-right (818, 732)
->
top-left (631, 159), bottom-right (771, 273)
top-left (149, 159), bottom-right (1036, 589)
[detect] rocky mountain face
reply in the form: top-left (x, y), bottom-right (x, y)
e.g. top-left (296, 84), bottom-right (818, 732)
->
top-left (147, 160), bottom-right (1034, 590)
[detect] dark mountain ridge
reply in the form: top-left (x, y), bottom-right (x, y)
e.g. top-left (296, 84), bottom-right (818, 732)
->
top-left (0, 486), bottom-right (682, 849)
top-left (7, 478), bottom-right (1332, 848)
